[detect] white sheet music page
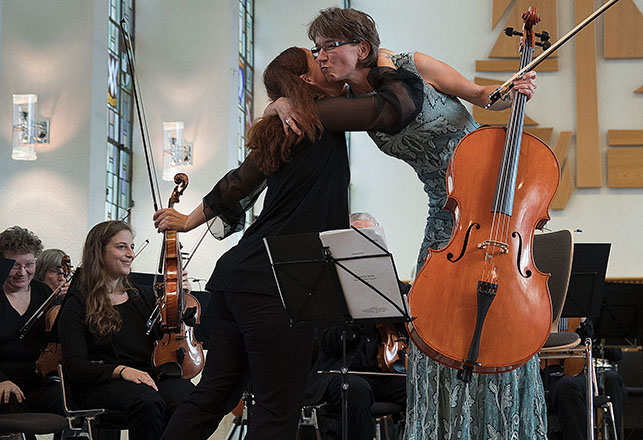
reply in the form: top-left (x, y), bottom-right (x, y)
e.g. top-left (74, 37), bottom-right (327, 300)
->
top-left (319, 228), bottom-right (406, 320)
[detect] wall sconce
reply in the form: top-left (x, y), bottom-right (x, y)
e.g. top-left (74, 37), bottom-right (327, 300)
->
top-left (12, 94), bottom-right (50, 161)
top-left (162, 122), bottom-right (193, 181)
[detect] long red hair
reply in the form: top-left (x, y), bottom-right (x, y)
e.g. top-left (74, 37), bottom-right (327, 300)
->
top-left (247, 47), bottom-right (325, 175)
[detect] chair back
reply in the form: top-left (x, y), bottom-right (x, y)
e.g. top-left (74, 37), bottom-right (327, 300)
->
top-left (532, 229), bottom-right (574, 330)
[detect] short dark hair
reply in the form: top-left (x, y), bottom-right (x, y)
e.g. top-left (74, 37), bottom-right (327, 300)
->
top-left (0, 226), bottom-right (43, 258)
top-left (308, 8), bottom-right (380, 67)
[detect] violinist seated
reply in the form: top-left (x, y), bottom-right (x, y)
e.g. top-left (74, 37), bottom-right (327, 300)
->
top-left (57, 221), bottom-right (194, 440)
top-left (302, 212), bottom-right (407, 440)
top-left (34, 249), bottom-right (71, 298)
top-left (543, 318), bottom-right (627, 440)
top-left (0, 227), bottom-right (64, 425)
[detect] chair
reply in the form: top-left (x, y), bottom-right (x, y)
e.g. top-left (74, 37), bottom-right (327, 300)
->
top-left (57, 364), bottom-right (106, 439)
top-left (534, 230), bottom-right (600, 440)
top-left (0, 412), bottom-right (68, 439)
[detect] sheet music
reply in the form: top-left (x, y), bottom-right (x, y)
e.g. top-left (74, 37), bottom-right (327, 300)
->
top-left (319, 228), bottom-right (407, 320)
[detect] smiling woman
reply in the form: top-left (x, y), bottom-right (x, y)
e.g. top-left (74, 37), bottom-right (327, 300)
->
top-left (56, 220), bottom-right (194, 440)
top-left (0, 226), bottom-right (65, 421)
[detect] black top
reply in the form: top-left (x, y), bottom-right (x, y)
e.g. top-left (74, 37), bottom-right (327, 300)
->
top-left (203, 67), bottom-right (422, 296)
top-left (57, 282), bottom-right (160, 385)
top-left (0, 280), bottom-right (52, 391)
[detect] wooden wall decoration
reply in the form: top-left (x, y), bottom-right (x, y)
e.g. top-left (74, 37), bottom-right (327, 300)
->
top-left (551, 132), bottom-right (575, 210)
top-left (607, 130), bottom-right (643, 188)
top-left (604, 0), bottom-right (643, 59)
top-left (574, 0), bottom-right (602, 188)
top-left (636, 86), bottom-right (643, 94)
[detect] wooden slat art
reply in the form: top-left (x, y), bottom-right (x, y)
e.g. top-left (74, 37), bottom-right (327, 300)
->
top-left (492, 0), bottom-right (513, 29)
top-left (524, 127), bottom-right (553, 144)
top-left (472, 77), bottom-right (539, 125)
top-left (550, 132), bottom-right (574, 210)
top-left (552, 131), bottom-right (573, 164)
top-left (489, 0), bottom-right (558, 58)
top-left (604, 0), bottom-right (643, 59)
top-left (475, 59), bottom-right (558, 72)
top-left (636, 86), bottom-right (643, 94)
top-left (575, 0), bottom-right (602, 188)
top-left (607, 148), bottom-right (643, 187)
top-left (608, 130), bottom-right (643, 146)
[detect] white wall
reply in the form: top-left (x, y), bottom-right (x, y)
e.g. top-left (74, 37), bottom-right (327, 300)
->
top-left (0, 0), bottom-right (98, 267)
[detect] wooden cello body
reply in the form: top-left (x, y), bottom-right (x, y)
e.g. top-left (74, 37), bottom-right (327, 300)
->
top-left (407, 8), bottom-right (559, 379)
top-left (407, 127), bottom-right (558, 374)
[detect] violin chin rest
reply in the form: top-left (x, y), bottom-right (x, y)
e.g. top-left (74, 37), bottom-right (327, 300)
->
top-left (183, 306), bottom-right (197, 326)
top-left (157, 362), bottom-right (183, 379)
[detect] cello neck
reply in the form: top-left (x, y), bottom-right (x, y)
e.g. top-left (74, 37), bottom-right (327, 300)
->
top-left (492, 11), bottom-right (537, 217)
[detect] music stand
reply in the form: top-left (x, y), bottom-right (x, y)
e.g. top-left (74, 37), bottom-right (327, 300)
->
top-left (595, 281), bottom-right (643, 347)
top-left (264, 227), bottom-right (410, 440)
top-left (561, 243), bottom-right (611, 321)
top-left (0, 258), bottom-right (15, 286)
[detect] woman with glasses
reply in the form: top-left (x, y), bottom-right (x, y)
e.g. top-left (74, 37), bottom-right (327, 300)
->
top-left (34, 249), bottom-right (70, 298)
top-left (155, 46), bottom-right (421, 440)
top-left (0, 226), bottom-right (63, 423)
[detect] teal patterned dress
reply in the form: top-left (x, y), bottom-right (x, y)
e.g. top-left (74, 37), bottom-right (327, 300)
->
top-left (366, 53), bottom-right (547, 440)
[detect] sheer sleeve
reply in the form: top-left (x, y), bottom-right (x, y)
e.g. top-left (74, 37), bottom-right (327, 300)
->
top-left (315, 67), bottom-right (423, 135)
top-left (202, 152), bottom-right (267, 240)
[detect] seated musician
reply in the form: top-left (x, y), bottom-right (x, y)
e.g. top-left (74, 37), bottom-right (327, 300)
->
top-left (34, 248), bottom-right (71, 297)
top-left (544, 318), bottom-right (627, 440)
top-left (57, 221), bottom-right (194, 440)
top-left (0, 226), bottom-right (64, 421)
top-left (303, 213), bottom-right (407, 440)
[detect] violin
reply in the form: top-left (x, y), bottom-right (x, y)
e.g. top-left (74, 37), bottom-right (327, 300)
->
top-left (118, 20), bottom-right (204, 380)
top-left (407, 7), bottom-right (558, 382)
top-left (151, 173), bottom-right (204, 379)
top-left (19, 255), bottom-right (72, 340)
top-left (376, 324), bottom-right (408, 374)
top-left (33, 256), bottom-right (74, 381)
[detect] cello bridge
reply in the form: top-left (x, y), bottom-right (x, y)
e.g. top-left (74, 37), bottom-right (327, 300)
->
top-left (477, 240), bottom-right (509, 254)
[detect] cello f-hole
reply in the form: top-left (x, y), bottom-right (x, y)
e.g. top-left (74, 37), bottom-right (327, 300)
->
top-left (447, 223), bottom-right (480, 262)
top-left (511, 231), bottom-right (532, 278)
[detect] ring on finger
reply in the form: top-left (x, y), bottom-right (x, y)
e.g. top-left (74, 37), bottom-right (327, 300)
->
top-left (285, 118), bottom-right (292, 125)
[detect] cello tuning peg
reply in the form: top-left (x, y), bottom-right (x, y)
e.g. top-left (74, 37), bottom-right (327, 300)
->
top-left (536, 30), bottom-right (550, 41)
top-left (536, 41), bottom-right (552, 50)
top-left (503, 27), bottom-right (523, 37)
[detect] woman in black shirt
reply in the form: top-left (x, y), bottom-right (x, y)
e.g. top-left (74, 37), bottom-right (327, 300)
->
top-left (154, 47), bottom-right (421, 440)
top-left (57, 221), bottom-right (194, 440)
top-left (0, 226), bottom-right (62, 422)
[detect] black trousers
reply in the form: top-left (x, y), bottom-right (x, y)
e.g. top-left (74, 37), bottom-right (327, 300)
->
top-left (78, 376), bottom-right (193, 440)
top-left (160, 291), bottom-right (313, 440)
top-left (323, 374), bottom-right (406, 440)
top-left (549, 370), bottom-right (626, 440)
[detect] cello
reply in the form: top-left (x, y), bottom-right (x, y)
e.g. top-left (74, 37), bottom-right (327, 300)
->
top-left (407, 7), bottom-right (558, 382)
top-left (118, 20), bottom-right (204, 379)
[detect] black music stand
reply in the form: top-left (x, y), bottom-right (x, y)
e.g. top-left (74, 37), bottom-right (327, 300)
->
top-left (0, 258), bottom-right (15, 287)
top-left (595, 281), bottom-right (643, 347)
top-left (561, 243), bottom-right (611, 320)
top-left (264, 228), bottom-right (410, 440)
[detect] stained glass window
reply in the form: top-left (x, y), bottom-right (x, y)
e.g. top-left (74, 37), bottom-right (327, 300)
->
top-left (105, 0), bottom-right (134, 221)
top-left (238, 0), bottom-right (255, 227)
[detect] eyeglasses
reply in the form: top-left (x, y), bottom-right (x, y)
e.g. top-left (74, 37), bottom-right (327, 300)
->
top-left (10, 261), bottom-right (36, 273)
top-left (48, 267), bottom-right (65, 276)
top-left (311, 40), bottom-right (360, 58)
